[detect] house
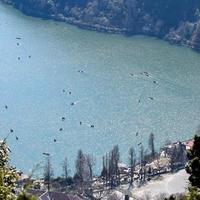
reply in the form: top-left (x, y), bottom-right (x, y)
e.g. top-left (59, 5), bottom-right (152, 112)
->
top-left (16, 171), bottom-right (30, 188)
top-left (38, 191), bottom-right (82, 200)
top-left (160, 141), bottom-right (188, 170)
top-left (118, 163), bottom-right (129, 174)
top-left (182, 139), bottom-right (194, 150)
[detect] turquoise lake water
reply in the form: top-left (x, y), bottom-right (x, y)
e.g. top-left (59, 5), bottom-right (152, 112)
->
top-left (0, 3), bottom-right (200, 176)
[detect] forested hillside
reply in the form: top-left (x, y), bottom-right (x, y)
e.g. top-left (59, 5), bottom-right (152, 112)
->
top-left (3, 0), bottom-right (200, 50)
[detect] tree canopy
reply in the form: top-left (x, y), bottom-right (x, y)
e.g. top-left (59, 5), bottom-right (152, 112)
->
top-left (0, 141), bottom-right (18, 200)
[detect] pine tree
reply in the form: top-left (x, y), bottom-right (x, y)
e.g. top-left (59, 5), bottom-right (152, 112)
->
top-left (186, 135), bottom-right (200, 188)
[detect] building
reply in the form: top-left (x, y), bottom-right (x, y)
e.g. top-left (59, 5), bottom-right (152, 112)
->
top-left (160, 141), bottom-right (188, 170)
top-left (118, 163), bottom-right (129, 174)
top-left (38, 191), bottom-right (82, 200)
top-left (182, 139), bottom-right (194, 150)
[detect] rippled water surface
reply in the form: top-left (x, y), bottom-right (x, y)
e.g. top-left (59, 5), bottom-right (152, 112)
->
top-left (0, 3), bottom-right (200, 175)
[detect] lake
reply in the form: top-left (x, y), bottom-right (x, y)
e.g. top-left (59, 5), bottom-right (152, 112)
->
top-left (0, 2), bottom-right (200, 176)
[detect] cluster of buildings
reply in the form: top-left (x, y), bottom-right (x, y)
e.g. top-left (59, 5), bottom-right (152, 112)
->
top-left (15, 138), bottom-right (194, 200)
top-left (117, 138), bottom-right (194, 184)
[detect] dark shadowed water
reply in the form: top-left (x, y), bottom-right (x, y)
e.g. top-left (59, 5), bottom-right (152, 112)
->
top-left (0, 3), bottom-right (200, 176)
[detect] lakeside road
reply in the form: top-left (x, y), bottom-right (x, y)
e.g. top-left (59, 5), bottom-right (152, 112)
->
top-left (117, 170), bottom-right (189, 199)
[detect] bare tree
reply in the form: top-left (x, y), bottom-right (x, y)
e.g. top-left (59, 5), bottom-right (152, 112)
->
top-left (43, 156), bottom-right (54, 191)
top-left (105, 153), bottom-right (109, 187)
top-left (84, 154), bottom-right (96, 200)
top-left (139, 145), bottom-right (148, 182)
top-left (101, 153), bottom-right (109, 187)
top-left (101, 156), bottom-right (107, 185)
top-left (86, 154), bottom-right (95, 181)
top-left (74, 149), bottom-right (85, 185)
top-left (140, 144), bottom-right (144, 165)
top-left (62, 157), bottom-right (69, 184)
top-left (108, 145), bottom-right (120, 188)
top-left (74, 150), bottom-right (97, 199)
top-left (109, 152), bottom-right (114, 188)
top-left (128, 146), bottom-right (136, 186)
top-left (112, 145), bottom-right (120, 186)
top-left (148, 133), bottom-right (155, 159)
top-left (139, 144), bottom-right (144, 181)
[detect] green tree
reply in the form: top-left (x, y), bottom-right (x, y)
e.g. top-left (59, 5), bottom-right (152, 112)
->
top-left (0, 141), bottom-right (18, 200)
top-left (185, 134), bottom-right (200, 200)
top-left (186, 135), bottom-right (200, 188)
top-left (0, 141), bottom-right (37, 200)
top-left (184, 187), bottom-right (200, 200)
top-left (16, 192), bottom-right (37, 200)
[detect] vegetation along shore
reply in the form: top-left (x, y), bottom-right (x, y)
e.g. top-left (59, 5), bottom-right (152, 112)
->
top-left (2, 0), bottom-right (200, 51)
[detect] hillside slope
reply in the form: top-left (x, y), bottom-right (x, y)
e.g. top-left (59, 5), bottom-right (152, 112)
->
top-left (3, 0), bottom-right (200, 50)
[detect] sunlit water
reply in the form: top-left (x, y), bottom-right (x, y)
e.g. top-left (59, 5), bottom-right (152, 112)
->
top-left (0, 3), bottom-right (200, 176)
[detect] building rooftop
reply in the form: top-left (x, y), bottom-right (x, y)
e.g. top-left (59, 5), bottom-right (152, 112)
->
top-left (39, 191), bottom-right (82, 200)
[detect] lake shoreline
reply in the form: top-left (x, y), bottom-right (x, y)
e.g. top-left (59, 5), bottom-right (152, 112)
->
top-left (0, 0), bottom-right (127, 34)
top-left (1, 0), bottom-right (199, 52)
top-left (0, 0), bottom-right (199, 176)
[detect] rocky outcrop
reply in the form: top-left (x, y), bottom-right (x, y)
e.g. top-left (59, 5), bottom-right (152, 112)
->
top-left (2, 0), bottom-right (200, 51)
top-left (164, 21), bottom-right (200, 51)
